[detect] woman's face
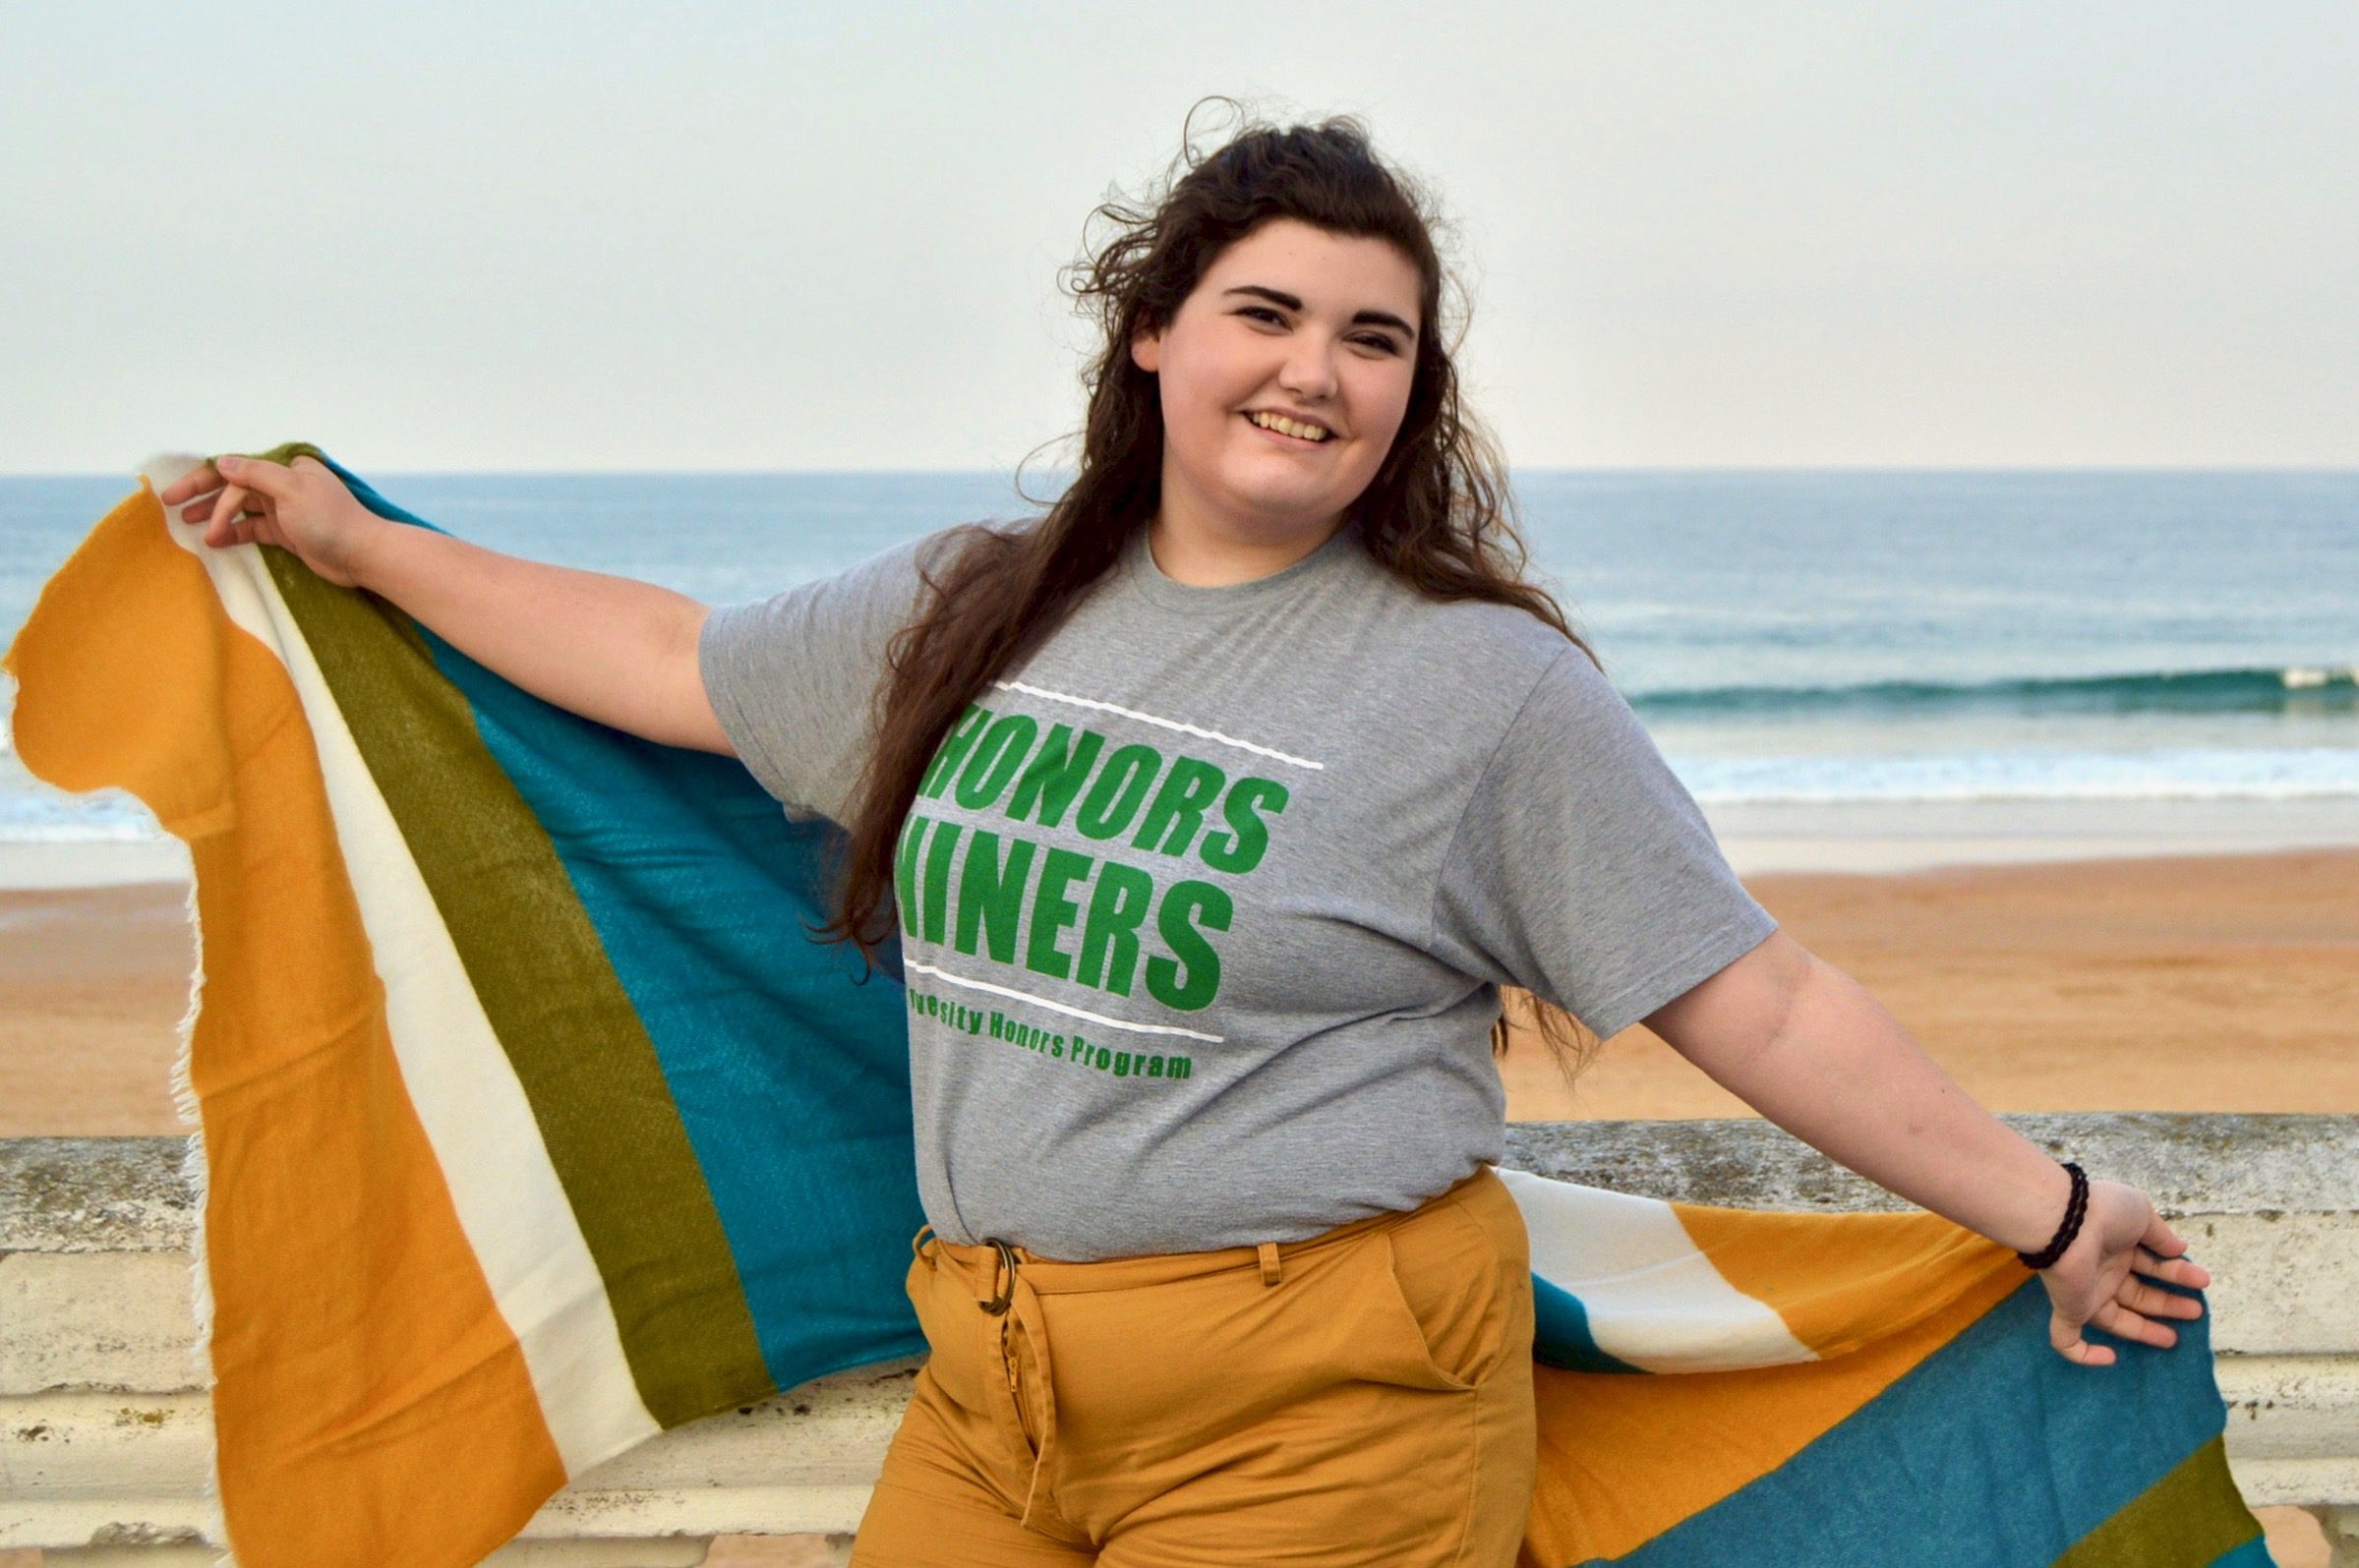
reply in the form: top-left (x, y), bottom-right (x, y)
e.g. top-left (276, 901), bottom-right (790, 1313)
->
top-left (1130, 217), bottom-right (1423, 542)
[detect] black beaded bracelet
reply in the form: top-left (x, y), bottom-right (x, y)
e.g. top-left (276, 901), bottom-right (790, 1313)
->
top-left (2016, 1160), bottom-right (2089, 1271)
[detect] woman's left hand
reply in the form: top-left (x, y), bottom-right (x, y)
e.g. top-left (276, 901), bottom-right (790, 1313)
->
top-left (2036, 1178), bottom-right (2212, 1366)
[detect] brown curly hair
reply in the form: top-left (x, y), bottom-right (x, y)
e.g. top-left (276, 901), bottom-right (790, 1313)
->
top-left (811, 96), bottom-right (1609, 1092)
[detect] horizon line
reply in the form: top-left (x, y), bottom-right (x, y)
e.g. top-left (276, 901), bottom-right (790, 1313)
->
top-left (5, 462), bottom-right (2358, 481)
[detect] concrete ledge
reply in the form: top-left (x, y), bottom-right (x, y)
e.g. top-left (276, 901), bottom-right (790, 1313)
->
top-left (6, 1115), bottom-right (2355, 1562)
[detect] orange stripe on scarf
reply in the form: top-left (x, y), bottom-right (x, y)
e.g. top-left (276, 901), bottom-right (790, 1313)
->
top-left (6, 485), bottom-right (566, 1566)
top-left (1521, 1205), bottom-right (2024, 1566)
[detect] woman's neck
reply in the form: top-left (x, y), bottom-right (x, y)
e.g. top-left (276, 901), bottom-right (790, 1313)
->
top-left (1144, 510), bottom-right (1346, 589)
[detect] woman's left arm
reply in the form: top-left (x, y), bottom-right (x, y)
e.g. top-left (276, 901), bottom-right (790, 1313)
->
top-left (1643, 928), bottom-right (2214, 1367)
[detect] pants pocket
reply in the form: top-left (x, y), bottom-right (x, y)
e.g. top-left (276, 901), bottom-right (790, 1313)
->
top-left (905, 1250), bottom-right (993, 1417)
top-left (1367, 1192), bottom-right (1512, 1393)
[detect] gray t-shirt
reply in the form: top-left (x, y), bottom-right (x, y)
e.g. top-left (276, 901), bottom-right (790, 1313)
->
top-left (700, 516), bottom-right (1777, 1259)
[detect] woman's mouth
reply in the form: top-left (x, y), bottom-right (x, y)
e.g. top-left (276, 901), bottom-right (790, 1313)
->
top-left (1240, 411), bottom-right (1335, 449)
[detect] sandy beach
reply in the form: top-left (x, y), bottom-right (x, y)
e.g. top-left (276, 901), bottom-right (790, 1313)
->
top-left (3, 843), bottom-right (2347, 1566)
top-left (8, 844), bottom-right (2355, 1136)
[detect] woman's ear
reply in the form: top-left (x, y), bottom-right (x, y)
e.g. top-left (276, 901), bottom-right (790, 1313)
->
top-left (1130, 326), bottom-right (1161, 375)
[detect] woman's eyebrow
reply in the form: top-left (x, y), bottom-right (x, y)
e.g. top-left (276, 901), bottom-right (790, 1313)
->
top-left (1222, 285), bottom-right (1417, 342)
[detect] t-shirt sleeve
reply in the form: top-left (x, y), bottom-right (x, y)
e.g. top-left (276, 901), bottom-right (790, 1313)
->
top-left (1426, 644), bottom-right (1778, 1040)
top-left (696, 527), bottom-right (959, 825)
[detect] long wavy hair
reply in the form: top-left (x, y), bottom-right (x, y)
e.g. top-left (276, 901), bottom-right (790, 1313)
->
top-left (812, 97), bottom-right (1610, 1091)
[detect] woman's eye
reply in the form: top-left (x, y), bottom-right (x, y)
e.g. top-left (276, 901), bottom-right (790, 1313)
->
top-left (1238, 308), bottom-right (1398, 354)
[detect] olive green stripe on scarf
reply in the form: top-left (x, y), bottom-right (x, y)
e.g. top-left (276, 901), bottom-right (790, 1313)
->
top-left (261, 548), bottom-right (769, 1425)
top-left (2050, 1433), bottom-right (2265, 1568)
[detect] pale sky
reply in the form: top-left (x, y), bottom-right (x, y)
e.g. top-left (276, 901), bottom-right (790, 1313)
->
top-left (5, 1), bottom-right (2353, 474)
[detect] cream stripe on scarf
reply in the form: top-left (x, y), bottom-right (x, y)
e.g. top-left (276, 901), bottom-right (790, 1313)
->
top-left (1497, 1164), bottom-right (1814, 1370)
top-left (148, 456), bottom-right (660, 1476)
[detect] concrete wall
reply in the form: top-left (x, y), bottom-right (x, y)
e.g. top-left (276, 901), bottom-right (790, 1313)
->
top-left (6, 1114), bottom-right (2355, 1566)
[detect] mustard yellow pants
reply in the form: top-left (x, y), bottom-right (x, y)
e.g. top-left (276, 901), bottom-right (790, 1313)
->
top-left (849, 1166), bottom-right (1537, 1567)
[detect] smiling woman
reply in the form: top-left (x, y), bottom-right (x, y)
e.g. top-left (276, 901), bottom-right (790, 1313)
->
top-left (696, 99), bottom-right (1621, 1565)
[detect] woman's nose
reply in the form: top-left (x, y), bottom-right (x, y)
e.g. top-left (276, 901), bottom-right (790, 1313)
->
top-left (1277, 339), bottom-right (1340, 399)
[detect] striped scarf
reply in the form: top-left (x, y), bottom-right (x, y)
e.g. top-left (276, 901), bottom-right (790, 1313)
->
top-left (3, 445), bottom-right (2273, 1567)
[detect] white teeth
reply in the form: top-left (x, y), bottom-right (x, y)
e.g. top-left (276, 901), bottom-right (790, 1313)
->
top-left (1247, 411), bottom-right (1329, 441)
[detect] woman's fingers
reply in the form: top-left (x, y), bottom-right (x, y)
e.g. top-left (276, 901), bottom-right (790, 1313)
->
top-left (189, 491), bottom-right (264, 526)
top-left (158, 462), bottom-right (221, 505)
top-left (2050, 1315), bottom-right (2117, 1366)
top-left (2052, 1303), bottom-right (2155, 1365)
top-left (168, 457), bottom-right (306, 553)
top-left (2094, 1297), bottom-right (2180, 1349)
top-left (203, 483), bottom-right (251, 548)
top-left (2053, 1280), bottom-right (2197, 1365)
top-left (2117, 1274), bottom-right (2205, 1321)
top-left (214, 454), bottom-right (293, 497)
top-left (2140, 1218), bottom-right (2212, 1288)
top-left (2132, 1260), bottom-right (2211, 1308)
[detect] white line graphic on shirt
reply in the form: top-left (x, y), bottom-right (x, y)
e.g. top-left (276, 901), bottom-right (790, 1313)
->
top-left (904, 958), bottom-right (1226, 1043)
top-left (989, 678), bottom-right (1324, 772)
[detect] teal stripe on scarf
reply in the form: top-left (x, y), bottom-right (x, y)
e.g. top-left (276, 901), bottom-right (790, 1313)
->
top-left (1572, 1277), bottom-right (2250, 1566)
top-left (1532, 1272), bottom-right (1647, 1374)
top-left (308, 448), bottom-right (927, 1399)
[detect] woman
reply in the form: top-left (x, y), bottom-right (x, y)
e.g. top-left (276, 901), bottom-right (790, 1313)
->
top-left (160, 102), bottom-right (2209, 1568)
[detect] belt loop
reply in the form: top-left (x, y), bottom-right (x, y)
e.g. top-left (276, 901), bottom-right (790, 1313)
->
top-left (912, 1223), bottom-right (936, 1264)
top-left (1258, 1240), bottom-right (1282, 1287)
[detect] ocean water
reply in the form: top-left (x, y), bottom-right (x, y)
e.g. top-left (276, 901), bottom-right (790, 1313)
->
top-left (0, 468), bottom-right (2351, 851)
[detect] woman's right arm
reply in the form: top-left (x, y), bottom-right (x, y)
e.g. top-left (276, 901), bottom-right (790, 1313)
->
top-left (355, 515), bottom-right (729, 753)
top-left (161, 453), bottom-right (732, 755)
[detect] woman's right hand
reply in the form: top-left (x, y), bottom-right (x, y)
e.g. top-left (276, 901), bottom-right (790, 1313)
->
top-left (157, 453), bottom-right (382, 589)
